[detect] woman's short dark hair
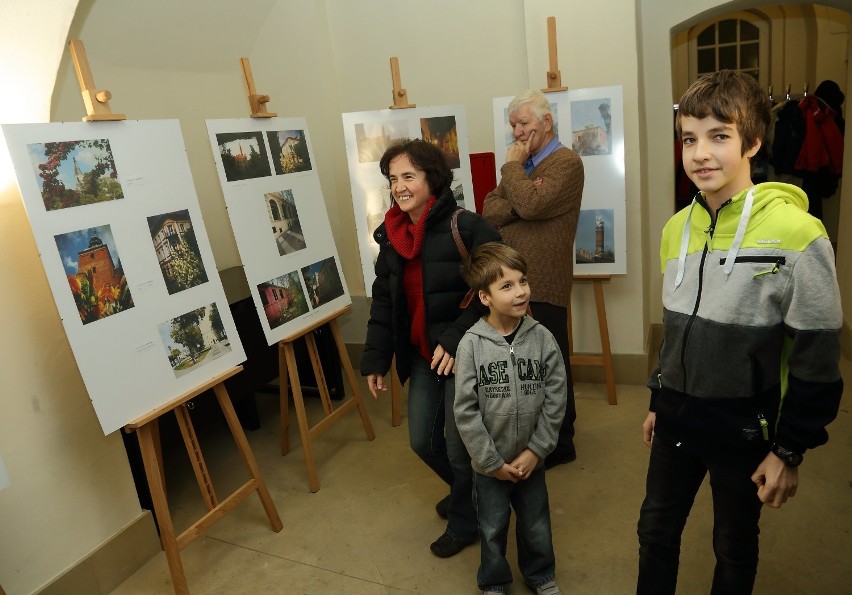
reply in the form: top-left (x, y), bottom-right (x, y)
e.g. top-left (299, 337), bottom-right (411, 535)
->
top-left (379, 139), bottom-right (454, 197)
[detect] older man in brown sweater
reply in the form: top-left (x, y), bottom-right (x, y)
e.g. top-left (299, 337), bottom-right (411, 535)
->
top-left (483, 89), bottom-right (584, 467)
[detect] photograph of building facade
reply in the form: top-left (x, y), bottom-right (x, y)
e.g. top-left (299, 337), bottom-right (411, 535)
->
top-left (267, 130), bottom-right (312, 175)
top-left (301, 256), bottom-right (345, 309)
top-left (147, 210), bottom-right (209, 294)
top-left (265, 190), bottom-right (307, 256)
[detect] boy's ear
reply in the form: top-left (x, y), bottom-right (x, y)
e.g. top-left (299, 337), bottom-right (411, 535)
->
top-left (746, 138), bottom-right (762, 159)
top-left (478, 289), bottom-right (490, 307)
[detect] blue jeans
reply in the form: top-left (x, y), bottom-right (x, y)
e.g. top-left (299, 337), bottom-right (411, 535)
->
top-left (407, 356), bottom-right (478, 540)
top-left (637, 436), bottom-right (766, 595)
top-left (473, 468), bottom-right (556, 592)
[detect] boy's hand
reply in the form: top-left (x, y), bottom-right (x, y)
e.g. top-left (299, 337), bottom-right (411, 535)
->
top-left (491, 463), bottom-right (523, 483)
top-left (751, 452), bottom-right (799, 509)
top-left (510, 449), bottom-right (540, 480)
top-left (366, 374), bottom-right (386, 399)
top-left (642, 412), bottom-right (656, 447)
top-left (431, 343), bottom-right (455, 376)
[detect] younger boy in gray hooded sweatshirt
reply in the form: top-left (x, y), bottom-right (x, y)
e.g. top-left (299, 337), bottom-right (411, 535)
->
top-left (454, 242), bottom-right (567, 595)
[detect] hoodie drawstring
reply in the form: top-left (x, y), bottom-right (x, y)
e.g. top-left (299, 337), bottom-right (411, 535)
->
top-left (673, 187), bottom-right (756, 289)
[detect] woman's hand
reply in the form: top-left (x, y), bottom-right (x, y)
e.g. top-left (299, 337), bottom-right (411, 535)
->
top-left (366, 373), bottom-right (386, 399)
top-left (431, 344), bottom-right (455, 376)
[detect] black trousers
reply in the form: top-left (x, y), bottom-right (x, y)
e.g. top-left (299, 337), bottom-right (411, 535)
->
top-left (529, 301), bottom-right (576, 451)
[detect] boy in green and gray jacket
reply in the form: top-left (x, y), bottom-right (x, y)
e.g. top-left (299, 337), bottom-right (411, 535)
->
top-left (638, 70), bottom-right (843, 595)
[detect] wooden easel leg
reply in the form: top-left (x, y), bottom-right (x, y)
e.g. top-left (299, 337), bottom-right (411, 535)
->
top-left (329, 319), bottom-right (375, 441)
top-left (282, 342), bottom-right (321, 492)
top-left (175, 404), bottom-right (218, 511)
top-left (278, 342), bottom-right (290, 456)
top-left (390, 358), bottom-right (402, 428)
top-left (136, 423), bottom-right (189, 595)
top-left (306, 332), bottom-right (334, 415)
top-left (592, 280), bottom-right (617, 405)
top-left (212, 384), bottom-right (283, 532)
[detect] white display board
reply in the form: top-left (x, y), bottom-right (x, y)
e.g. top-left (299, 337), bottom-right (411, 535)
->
top-left (492, 86), bottom-right (626, 275)
top-left (206, 118), bottom-right (351, 345)
top-left (0, 453), bottom-right (9, 492)
top-left (2, 120), bottom-right (247, 435)
top-left (341, 105), bottom-right (476, 295)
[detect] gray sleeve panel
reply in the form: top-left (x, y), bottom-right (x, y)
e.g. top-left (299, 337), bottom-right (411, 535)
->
top-left (782, 237), bottom-right (843, 330)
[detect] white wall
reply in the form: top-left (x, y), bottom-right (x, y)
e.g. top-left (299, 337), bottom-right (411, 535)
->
top-left (0, 2), bottom-right (150, 594)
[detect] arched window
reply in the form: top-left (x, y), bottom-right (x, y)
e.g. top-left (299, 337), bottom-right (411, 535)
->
top-left (689, 13), bottom-right (768, 86)
top-left (269, 199), bottom-right (282, 221)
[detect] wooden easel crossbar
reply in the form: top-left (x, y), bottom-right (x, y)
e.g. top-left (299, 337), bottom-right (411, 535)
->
top-left (277, 307), bottom-right (375, 492)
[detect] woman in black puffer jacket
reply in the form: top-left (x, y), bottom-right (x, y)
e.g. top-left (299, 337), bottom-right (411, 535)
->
top-left (361, 139), bottom-right (501, 558)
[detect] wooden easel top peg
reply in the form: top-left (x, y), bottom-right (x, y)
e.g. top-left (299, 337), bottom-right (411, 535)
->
top-left (541, 17), bottom-right (568, 93)
top-left (240, 57), bottom-right (277, 118)
top-left (68, 39), bottom-right (126, 122)
top-left (389, 57), bottom-right (416, 109)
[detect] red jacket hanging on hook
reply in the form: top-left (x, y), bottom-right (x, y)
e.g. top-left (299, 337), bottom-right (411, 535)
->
top-left (795, 96), bottom-right (844, 175)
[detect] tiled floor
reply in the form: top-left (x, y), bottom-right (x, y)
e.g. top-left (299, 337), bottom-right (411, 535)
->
top-left (113, 356), bottom-right (852, 594)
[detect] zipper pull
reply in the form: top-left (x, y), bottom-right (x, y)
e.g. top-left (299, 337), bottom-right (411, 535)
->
top-left (509, 344), bottom-right (515, 367)
top-left (758, 414), bottom-right (769, 441)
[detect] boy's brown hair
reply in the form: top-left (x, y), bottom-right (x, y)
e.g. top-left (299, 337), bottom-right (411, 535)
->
top-left (461, 242), bottom-right (527, 293)
top-left (676, 70), bottom-right (770, 156)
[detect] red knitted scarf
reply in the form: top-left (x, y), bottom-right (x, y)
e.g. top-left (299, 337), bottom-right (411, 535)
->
top-left (384, 197), bottom-right (436, 361)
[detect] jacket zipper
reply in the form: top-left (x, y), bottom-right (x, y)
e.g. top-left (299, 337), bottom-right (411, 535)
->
top-left (509, 343), bottom-right (519, 451)
top-left (679, 200), bottom-right (729, 392)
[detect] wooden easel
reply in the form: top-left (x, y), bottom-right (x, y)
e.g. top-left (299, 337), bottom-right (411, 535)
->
top-left (69, 39), bottom-right (126, 121)
top-left (389, 57), bottom-right (416, 109)
top-left (240, 57), bottom-right (277, 118)
top-left (568, 275), bottom-right (617, 405)
top-left (541, 17), bottom-right (568, 93)
top-left (70, 42), bottom-right (282, 593)
top-left (277, 307), bottom-right (376, 492)
top-left (125, 366), bottom-right (283, 594)
top-left (386, 56), bottom-right (416, 424)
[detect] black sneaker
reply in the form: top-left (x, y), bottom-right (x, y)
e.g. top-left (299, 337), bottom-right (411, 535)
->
top-left (430, 531), bottom-right (476, 558)
top-left (435, 494), bottom-right (450, 519)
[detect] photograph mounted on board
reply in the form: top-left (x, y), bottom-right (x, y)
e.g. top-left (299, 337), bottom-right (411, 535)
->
top-left (55, 225), bottom-right (134, 324)
top-left (158, 303), bottom-right (232, 379)
top-left (215, 131), bottom-right (272, 181)
top-left (420, 116), bottom-right (460, 169)
top-left (354, 120), bottom-right (408, 164)
top-left (265, 189), bottom-right (307, 256)
top-left (27, 139), bottom-right (123, 211)
top-left (147, 210), bottom-right (209, 295)
top-left (363, 185), bottom-right (392, 265)
top-left (257, 271), bottom-right (309, 330)
top-left (575, 209), bottom-right (615, 264)
top-left (570, 98), bottom-right (612, 156)
top-left (266, 129), bottom-right (312, 175)
top-left (301, 256), bottom-right (345, 309)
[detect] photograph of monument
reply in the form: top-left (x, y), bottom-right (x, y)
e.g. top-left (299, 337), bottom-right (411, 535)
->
top-left (27, 138), bottom-right (123, 211)
top-left (215, 131), bottom-right (272, 182)
top-left (575, 209), bottom-right (615, 264)
top-left (570, 97), bottom-right (612, 156)
top-left (354, 120), bottom-right (407, 164)
top-left (420, 115), bottom-right (461, 169)
top-left (54, 225), bottom-right (134, 324)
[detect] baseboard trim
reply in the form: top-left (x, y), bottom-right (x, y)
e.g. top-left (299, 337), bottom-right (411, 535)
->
top-left (37, 511), bottom-right (160, 595)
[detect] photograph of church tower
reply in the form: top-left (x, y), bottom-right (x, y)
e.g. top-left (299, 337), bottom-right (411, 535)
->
top-left (54, 224), bottom-right (134, 324)
top-left (27, 138), bottom-right (123, 211)
top-left (215, 131), bottom-right (272, 182)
